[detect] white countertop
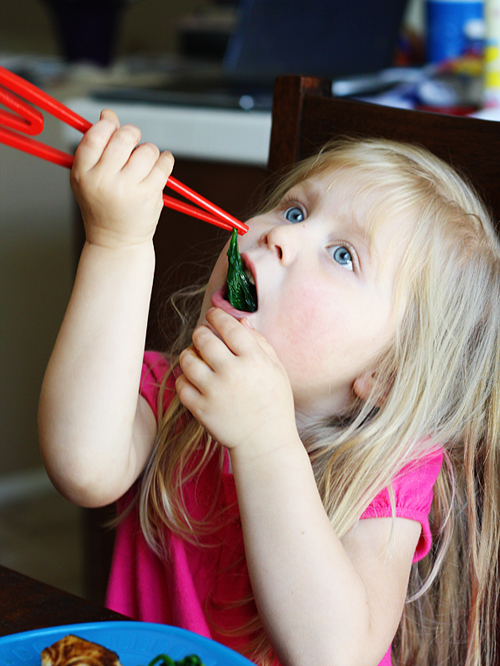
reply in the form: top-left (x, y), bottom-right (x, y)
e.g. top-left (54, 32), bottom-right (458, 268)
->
top-left (63, 98), bottom-right (272, 167)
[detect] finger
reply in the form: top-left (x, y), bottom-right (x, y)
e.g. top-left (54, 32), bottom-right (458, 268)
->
top-left (73, 116), bottom-right (121, 172)
top-left (122, 141), bottom-right (161, 181)
top-left (190, 325), bottom-right (234, 371)
top-left (123, 145), bottom-right (174, 191)
top-left (178, 345), bottom-right (215, 386)
top-left (100, 108), bottom-right (120, 127)
top-left (145, 149), bottom-right (175, 190)
top-left (95, 123), bottom-right (142, 172)
top-left (175, 372), bottom-right (203, 413)
top-left (240, 316), bottom-right (277, 357)
top-left (204, 308), bottom-right (256, 356)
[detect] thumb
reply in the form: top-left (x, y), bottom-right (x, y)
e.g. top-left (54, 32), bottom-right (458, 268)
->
top-left (240, 317), bottom-right (276, 356)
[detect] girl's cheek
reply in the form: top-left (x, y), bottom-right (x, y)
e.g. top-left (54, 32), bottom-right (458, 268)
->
top-left (210, 243), bottom-right (231, 281)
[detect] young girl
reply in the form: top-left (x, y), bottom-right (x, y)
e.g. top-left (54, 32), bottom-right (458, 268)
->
top-left (39, 109), bottom-right (500, 666)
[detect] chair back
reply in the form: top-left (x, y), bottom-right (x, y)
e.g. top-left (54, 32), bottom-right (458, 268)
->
top-left (268, 75), bottom-right (500, 229)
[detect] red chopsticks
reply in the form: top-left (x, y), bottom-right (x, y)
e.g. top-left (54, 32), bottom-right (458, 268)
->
top-left (0, 65), bottom-right (248, 235)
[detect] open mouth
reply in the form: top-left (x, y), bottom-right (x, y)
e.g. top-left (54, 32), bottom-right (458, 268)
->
top-left (225, 228), bottom-right (258, 313)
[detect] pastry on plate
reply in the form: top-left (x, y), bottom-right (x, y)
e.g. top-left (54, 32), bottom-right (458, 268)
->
top-left (41, 635), bottom-right (122, 666)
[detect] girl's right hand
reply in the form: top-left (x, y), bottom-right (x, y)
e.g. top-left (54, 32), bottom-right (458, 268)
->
top-left (70, 109), bottom-right (175, 249)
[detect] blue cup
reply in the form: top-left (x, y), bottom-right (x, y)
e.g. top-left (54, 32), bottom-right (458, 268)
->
top-left (427, 0), bottom-right (484, 63)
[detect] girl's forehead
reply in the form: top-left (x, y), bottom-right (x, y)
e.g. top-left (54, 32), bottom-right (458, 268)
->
top-left (294, 168), bottom-right (417, 259)
top-left (292, 169), bottom-right (390, 227)
top-left (293, 167), bottom-right (376, 206)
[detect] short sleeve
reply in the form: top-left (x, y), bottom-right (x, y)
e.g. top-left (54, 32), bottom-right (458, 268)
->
top-left (360, 449), bottom-right (443, 562)
top-left (140, 351), bottom-right (175, 420)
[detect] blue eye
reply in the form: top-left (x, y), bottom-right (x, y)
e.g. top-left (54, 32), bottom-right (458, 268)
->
top-left (329, 245), bottom-right (353, 271)
top-left (284, 206), bottom-right (305, 223)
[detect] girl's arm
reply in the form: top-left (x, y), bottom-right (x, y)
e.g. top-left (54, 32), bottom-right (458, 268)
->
top-left (176, 308), bottom-right (421, 666)
top-left (231, 442), bottom-right (420, 666)
top-left (39, 110), bottom-right (174, 508)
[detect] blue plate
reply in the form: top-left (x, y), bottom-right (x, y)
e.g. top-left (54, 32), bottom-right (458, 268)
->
top-left (0, 622), bottom-right (254, 666)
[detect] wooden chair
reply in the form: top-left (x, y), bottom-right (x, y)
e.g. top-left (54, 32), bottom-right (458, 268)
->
top-left (83, 74), bottom-right (500, 607)
top-left (268, 75), bottom-right (500, 229)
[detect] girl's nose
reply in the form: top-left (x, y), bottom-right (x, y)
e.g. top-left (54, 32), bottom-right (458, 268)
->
top-left (260, 223), bottom-right (303, 265)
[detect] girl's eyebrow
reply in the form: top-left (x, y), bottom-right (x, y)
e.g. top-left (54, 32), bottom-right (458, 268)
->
top-left (314, 179), bottom-right (375, 257)
top-left (286, 179), bottom-right (321, 204)
top-left (340, 218), bottom-right (372, 269)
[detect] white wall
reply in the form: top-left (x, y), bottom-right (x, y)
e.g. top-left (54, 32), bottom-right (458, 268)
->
top-left (0, 114), bottom-right (73, 475)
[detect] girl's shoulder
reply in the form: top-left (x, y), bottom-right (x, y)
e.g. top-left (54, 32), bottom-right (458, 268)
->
top-left (361, 448), bottom-right (443, 562)
top-left (392, 448), bottom-right (443, 500)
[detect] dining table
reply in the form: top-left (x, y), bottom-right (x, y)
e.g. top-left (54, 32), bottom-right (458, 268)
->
top-left (0, 564), bottom-right (130, 637)
top-left (0, 564), bottom-right (257, 666)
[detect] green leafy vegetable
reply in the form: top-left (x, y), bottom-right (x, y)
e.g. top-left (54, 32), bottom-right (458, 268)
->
top-left (147, 654), bottom-right (205, 666)
top-left (226, 227), bottom-right (257, 312)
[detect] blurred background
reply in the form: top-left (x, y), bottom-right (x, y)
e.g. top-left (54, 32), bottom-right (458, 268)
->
top-left (0, 0), bottom-right (219, 59)
top-left (0, 0), bottom-right (486, 601)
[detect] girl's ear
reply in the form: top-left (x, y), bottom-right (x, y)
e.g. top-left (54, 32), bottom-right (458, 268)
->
top-left (353, 371), bottom-right (387, 407)
top-left (352, 371), bottom-right (375, 402)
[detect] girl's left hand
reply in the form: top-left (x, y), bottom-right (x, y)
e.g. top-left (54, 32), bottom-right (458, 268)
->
top-left (176, 308), bottom-right (298, 456)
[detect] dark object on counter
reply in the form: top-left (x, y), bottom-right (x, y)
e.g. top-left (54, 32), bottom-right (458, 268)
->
top-left (40, 0), bottom-right (127, 67)
top-left (177, 15), bottom-right (234, 61)
top-left (224, 0), bottom-right (411, 79)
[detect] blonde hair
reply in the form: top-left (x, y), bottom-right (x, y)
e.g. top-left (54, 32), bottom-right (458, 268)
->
top-left (137, 138), bottom-right (500, 666)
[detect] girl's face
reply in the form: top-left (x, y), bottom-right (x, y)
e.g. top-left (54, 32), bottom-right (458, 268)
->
top-left (198, 170), bottom-right (413, 424)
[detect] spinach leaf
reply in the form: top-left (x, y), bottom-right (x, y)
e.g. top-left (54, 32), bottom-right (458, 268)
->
top-left (226, 228), bottom-right (257, 312)
top-left (147, 654), bottom-right (204, 666)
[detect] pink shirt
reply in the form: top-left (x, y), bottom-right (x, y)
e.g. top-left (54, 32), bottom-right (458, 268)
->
top-left (107, 352), bottom-right (442, 665)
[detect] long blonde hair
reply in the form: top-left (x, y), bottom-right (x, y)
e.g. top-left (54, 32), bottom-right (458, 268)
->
top-left (137, 138), bottom-right (500, 666)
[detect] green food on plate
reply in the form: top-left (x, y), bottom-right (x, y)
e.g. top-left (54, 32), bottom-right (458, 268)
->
top-left (147, 654), bottom-right (205, 666)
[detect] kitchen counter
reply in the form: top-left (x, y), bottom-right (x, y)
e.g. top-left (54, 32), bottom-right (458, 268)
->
top-left (62, 97), bottom-right (272, 166)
